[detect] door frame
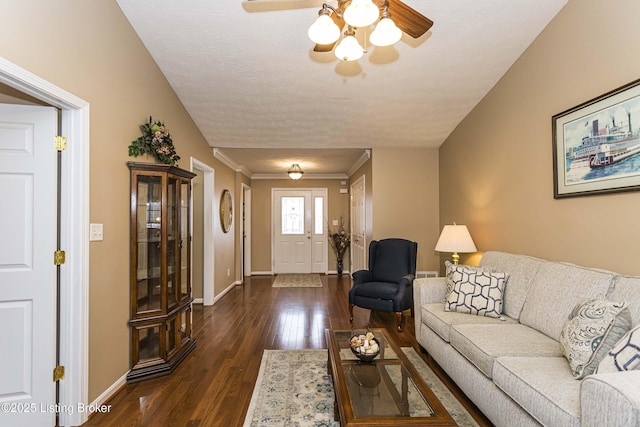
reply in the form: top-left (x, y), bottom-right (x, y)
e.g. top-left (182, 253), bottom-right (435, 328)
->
top-left (190, 157), bottom-right (215, 306)
top-left (350, 174), bottom-right (367, 273)
top-left (0, 58), bottom-right (90, 426)
top-left (241, 183), bottom-right (251, 278)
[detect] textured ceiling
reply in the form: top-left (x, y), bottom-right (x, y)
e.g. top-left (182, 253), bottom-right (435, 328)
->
top-left (116, 0), bottom-right (567, 177)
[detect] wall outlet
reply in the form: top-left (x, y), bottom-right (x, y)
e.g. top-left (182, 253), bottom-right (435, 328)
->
top-left (227, 268), bottom-right (230, 276)
top-left (332, 220), bottom-right (339, 226)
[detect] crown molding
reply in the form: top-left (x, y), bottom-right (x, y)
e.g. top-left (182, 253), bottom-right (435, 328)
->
top-left (213, 148), bottom-right (252, 177)
top-left (348, 149), bottom-right (371, 177)
top-left (252, 173), bottom-right (348, 180)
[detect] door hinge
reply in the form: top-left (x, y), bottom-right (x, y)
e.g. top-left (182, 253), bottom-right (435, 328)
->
top-left (54, 250), bottom-right (66, 266)
top-left (54, 135), bottom-right (67, 151)
top-left (53, 365), bottom-right (65, 382)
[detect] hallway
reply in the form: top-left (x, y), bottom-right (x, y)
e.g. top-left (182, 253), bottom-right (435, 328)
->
top-left (83, 275), bottom-right (490, 426)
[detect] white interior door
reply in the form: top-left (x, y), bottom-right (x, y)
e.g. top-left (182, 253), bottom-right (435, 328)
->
top-left (0, 104), bottom-right (57, 426)
top-left (350, 175), bottom-right (366, 273)
top-left (274, 190), bottom-right (312, 273)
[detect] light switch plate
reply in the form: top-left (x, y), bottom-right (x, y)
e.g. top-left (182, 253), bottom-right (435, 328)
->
top-left (90, 223), bottom-right (103, 241)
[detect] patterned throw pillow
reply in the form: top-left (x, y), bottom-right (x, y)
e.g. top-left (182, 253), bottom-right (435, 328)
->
top-left (597, 323), bottom-right (640, 373)
top-left (444, 261), bottom-right (495, 302)
top-left (560, 296), bottom-right (632, 379)
top-left (444, 266), bottom-right (508, 318)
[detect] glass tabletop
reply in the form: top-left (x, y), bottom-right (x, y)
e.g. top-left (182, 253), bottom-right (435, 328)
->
top-left (327, 329), bottom-right (438, 420)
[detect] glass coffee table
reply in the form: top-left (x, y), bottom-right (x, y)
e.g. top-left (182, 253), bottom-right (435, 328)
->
top-left (326, 328), bottom-right (456, 426)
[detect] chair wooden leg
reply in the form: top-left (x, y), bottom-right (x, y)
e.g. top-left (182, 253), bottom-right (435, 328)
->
top-left (396, 312), bottom-right (403, 332)
top-left (349, 303), bottom-right (354, 322)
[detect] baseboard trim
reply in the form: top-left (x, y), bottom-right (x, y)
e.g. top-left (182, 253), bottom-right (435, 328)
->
top-left (213, 282), bottom-right (237, 304)
top-left (328, 270), bottom-right (350, 276)
top-left (193, 297), bottom-right (204, 304)
top-left (251, 271), bottom-right (273, 275)
top-left (89, 371), bottom-right (127, 412)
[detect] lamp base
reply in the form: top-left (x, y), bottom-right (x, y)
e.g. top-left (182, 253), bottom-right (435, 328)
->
top-left (452, 252), bottom-right (460, 265)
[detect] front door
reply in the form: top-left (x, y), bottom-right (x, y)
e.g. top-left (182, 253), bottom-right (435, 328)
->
top-left (273, 189), bottom-right (327, 274)
top-left (0, 104), bottom-right (57, 426)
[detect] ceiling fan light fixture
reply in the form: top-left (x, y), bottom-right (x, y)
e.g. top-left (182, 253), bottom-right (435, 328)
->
top-left (370, 16), bottom-right (402, 46)
top-left (334, 29), bottom-right (364, 61)
top-left (308, 10), bottom-right (340, 45)
top-left (287, 163), bottom-right (304, 180)
top-left (343, 0), bottom-right (380, 28)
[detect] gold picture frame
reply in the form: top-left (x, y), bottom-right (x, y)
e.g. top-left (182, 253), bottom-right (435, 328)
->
top-left (220, 189), bottom-right (233, 233)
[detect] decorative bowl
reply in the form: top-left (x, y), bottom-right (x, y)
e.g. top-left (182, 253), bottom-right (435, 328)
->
top-left (349, 332), bottom-right (380, 362)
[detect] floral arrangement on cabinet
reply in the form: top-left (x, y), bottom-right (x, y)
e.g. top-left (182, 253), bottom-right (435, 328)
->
top-left (328, 217), bottom-right (350, 277)
top-left (128, 116), bottom-right (180, 166)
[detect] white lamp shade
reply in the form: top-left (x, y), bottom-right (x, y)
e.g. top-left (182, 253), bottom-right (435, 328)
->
top-left (308, 14), bottom-right (341, 45)
top-left (435, 225), bottom-right (477, 253)
top-left (343, 0), bottom-right (380, 28)
top-left (334, 34), bottom-right (364, 61)
top-left (370, 17), bottom-right (402, 46)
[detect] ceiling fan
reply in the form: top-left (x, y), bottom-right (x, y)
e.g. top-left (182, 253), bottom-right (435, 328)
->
top-left (242, 0), bottom-right (433, 57)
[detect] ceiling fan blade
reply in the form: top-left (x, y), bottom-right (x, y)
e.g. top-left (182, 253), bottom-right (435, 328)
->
top-left (313, 13), bottom-right (345, 52)
top-left (386, 0), bottom-right (433, 39)
top-left (314, 43), bottom-right (336, 52)
top-left (242, 0), bottom-right (326, 13)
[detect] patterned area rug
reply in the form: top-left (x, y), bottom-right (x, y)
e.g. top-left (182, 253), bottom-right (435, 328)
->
top-left (243, 348), bottom-right (479, 427)
top-left (272, 274), bottom-right (323, 288)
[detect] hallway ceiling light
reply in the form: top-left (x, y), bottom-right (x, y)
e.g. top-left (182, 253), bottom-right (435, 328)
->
top-left (288, 163), bottom-right (304, 180)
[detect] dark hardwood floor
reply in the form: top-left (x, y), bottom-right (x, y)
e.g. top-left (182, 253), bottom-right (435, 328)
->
top-left (83, 275), bottom-right (492, 426)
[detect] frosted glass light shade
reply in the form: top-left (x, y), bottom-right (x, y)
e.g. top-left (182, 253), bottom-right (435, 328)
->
top-left (343, 0), bottom-right (380, 27)
top-left (308, 14), bottom-right (341, 45)
top-left (370, 17), bottom-right (402, 46)
top-left (287, 164), bottom-right (304, 180)
top-left (334, 35), bottom-right (364, 61)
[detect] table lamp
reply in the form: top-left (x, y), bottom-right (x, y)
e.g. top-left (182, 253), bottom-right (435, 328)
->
top-left (435, 223), bottom-right (477, 265)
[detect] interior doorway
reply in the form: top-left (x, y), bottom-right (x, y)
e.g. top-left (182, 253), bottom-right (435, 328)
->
top-left (350, 175), bottom-right (366, 273)
top-left (0, 58), bottom-right (90, 427)
top-left (190, 158), bottom-right (214, 306)
top-left (241, 183), bottom-right (251, 279)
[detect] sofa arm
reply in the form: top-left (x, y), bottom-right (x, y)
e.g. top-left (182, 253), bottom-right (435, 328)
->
top-left (581, 371), bottom-right (640, 427)
top-left (413, 278), bottom-right (447, 337)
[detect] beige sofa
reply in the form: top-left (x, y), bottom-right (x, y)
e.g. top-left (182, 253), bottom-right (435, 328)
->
top-left (413, 251), bottom-right (640, 427)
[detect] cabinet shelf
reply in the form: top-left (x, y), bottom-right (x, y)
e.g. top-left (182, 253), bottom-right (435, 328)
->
top-left (127, 162), bottom-right (197, 383)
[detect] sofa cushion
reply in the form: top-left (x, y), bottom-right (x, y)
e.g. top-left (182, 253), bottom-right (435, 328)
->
top-left (444, 269), bottom-right (508, 318)
top-left (493, 356), bottom-right (580, 427)
top-left (449, 323), bottom-right (562, 379)
top-left (518, 262), bottom-right (615, 340)
top-left (607, 275), bottom-right (640, 326)
top-left (480, 251), bottom-right (545, 320)
top-left (597, 323), bottom-right (640, 373)
top-left (421, 303), bottom-right (516, 343)
top-left (560, 297), bottom-right (632, 379)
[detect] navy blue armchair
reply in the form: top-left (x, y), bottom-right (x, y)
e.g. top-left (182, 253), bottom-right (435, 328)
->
top-left (349, 238), bottom-right (418, 331)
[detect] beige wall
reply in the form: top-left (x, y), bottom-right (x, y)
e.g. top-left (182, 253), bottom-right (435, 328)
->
top-left (250, 178), bottom-right (351, 273)
top-left (439, 0), bottom-right (640, 274)
top-left (371, 148), bottom-right (441, 272)
top-left (0, 1), bottom-right (236, 401)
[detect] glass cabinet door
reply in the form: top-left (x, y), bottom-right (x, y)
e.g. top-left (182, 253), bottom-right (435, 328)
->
top-left (135, 175), bottom-right (162, 314)
top-left (167, 177), bottom-right (178, 310)
top-left (180, 180), bottom-right (190, 301)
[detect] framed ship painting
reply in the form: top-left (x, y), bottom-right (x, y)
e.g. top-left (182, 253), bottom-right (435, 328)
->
top-left (553, 78), bottom-right (640, 198)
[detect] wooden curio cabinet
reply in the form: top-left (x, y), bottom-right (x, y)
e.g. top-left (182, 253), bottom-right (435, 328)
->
top-left (127, 162), bottom-right (197, 382)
